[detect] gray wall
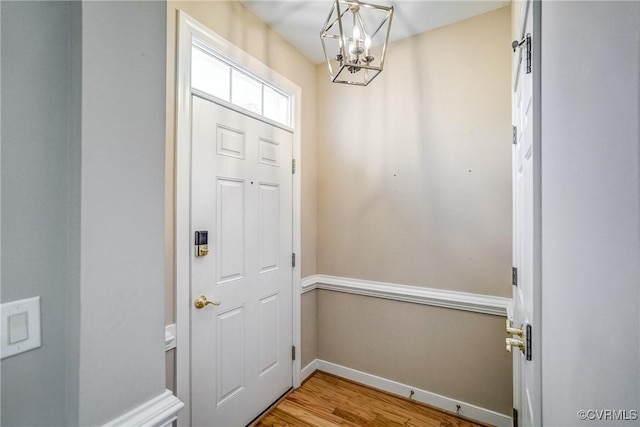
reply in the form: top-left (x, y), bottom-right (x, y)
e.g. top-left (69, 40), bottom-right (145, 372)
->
top-left (540, 1), bottom-right (640, 425)
top-left (1, 2), bottom-right (79, 425)
top-left (1, 1), bottom-right (168, 425)
top-left (78, 1), bottom-right (167, 424)
top-left (66, 3), bottom-right (82, 422)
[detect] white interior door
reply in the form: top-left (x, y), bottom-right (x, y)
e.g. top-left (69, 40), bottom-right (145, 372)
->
top-left (190, 95), bottom-right (293, 426)
top-left (511, 0), bottom-right (540, 425)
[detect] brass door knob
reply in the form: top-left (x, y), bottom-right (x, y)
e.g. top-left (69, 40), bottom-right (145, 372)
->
top-left (194, 295), bottom-right (221, 309)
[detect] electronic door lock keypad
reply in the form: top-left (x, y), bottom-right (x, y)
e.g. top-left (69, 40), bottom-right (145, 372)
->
top-left (195, 231), bottom-right (209, 257)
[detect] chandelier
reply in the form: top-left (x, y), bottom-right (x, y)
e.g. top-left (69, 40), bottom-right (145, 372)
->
top-left (320, 0), bottom-right (394, 86)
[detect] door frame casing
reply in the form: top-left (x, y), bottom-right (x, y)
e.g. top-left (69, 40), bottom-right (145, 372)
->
top-left (174, 11), bottom-right (302, 427)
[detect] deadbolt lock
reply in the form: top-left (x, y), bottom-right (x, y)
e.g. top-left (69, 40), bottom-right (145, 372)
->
top-left (506, 337), bottom-right (526, 354)
top-left (195, 231), bottom-right (209, 257)
top-left (506, 319), bottom-right (525, 354)
top-left (506, 319), bottom-right (524, 337)
top-left (505, 320), bottom-right (532, 360)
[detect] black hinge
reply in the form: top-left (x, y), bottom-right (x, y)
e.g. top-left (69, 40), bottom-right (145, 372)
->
top-left (292, 253), bottom-right (296, 268)
top-left (512, 33), bottom-right (532, 74)
top-left (291, 346), bottom-right (296, 360)
top-left (513, 408), bottom-right (519, 427)
top-left (525, 33), bottom-right (532, 74)
top-left (526, 324), bottom-right (532, 361)
top-left (512, 126), bottom-right (517, 145)
top-left (292, 159), bottom-right (296, 174)
top-left (512, 267), bottom-right (518, 287)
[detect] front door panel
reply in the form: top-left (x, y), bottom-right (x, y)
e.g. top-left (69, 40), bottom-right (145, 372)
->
top-left (512, 0), bottom-right (540, 425)
top-left (190, 96), bottom-right (293, 426)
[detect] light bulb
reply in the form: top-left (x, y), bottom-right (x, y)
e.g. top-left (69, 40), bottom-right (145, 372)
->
top-left (364, 36), bottom-right (371, 57)
top-left (353, 25), bottom-right (361, 41)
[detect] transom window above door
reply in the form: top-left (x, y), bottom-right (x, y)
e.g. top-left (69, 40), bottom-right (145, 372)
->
top-left (191, 44), bottom-right (292, 127)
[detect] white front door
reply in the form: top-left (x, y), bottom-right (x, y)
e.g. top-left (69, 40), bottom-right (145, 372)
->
top-left (511, 0), bottom-right (540, 425)
top-left (190, 95), bottom-right (293, 426)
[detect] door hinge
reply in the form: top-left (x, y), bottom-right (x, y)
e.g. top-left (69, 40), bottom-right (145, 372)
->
top-left (292, 159), bottom-right (296, 174)
top-left (512, 33), bottom-right (532, 74)
top-left (513, 408), bottom-right (519, 427)
top-left (292, 253), bottom-right (296, 268)
top-left (291, 346), bottom-right (296, 360)
top-left (512, 126), bottom-right (517, 145)
top-left (525, 324), bottom-right (532, 361)
top-left (512, 267), bottom-right (518, 286)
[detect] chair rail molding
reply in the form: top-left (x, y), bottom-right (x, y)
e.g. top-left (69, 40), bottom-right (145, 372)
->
top-left (301, 274), bottom-right (512, 317)
top-left (101, 390), bottom-right (184, 427)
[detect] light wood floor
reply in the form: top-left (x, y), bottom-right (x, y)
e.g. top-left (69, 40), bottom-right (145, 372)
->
top-left (253, 371), bottom-right (489, 427)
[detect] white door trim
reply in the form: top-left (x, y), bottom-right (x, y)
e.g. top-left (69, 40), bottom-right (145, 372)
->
top-left (174, 11), bottom-right (302, 427)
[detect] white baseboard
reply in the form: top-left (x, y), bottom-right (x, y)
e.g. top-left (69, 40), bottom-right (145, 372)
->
top-left (301, 359), bottom-right (511, 427)
top-left (102, 390), bottom-right (184, 427)
top-left (301, 359), bottom-right (318, 382)
top-left (301, 274), bottom-right (512, 317)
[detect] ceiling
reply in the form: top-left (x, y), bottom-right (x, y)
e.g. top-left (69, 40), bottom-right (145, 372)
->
top-left (241, 0), bottom-right (510, 64)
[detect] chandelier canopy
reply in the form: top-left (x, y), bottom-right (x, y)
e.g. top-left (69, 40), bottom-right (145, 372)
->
top-left (320, 0), bottom-right (394, 86)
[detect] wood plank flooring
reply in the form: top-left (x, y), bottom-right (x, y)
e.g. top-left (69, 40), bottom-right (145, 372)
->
top-left (253, 371), bottom-right (489, 427)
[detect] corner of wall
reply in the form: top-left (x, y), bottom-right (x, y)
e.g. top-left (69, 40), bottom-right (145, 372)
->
top-left (64, 1), bottom-right (83, 424)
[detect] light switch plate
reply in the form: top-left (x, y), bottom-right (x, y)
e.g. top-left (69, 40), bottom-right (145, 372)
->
top-left (8, 312), bottom-right (29, 344)
top-left (1, 296), bottom-right (41, 359)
